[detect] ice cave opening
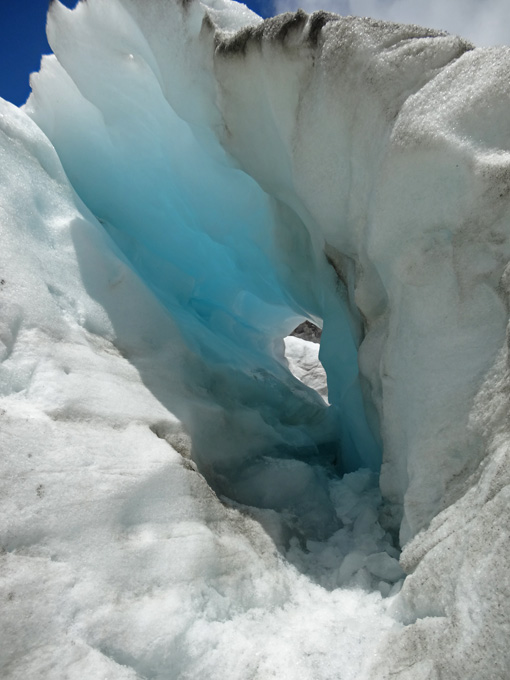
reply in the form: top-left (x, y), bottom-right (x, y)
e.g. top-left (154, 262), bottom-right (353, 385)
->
top-left (90, 173), bottom-right (395, 587)
top-left (23, 0), bottom-right (403, 592)
top-left (96, 182), bottom-right (385, 554)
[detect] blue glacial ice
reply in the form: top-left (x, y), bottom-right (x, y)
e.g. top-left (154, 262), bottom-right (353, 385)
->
top-left (26, 0), bottom-right (383, 541)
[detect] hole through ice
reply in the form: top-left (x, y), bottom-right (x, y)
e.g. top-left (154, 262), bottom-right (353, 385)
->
top-left (25, 0), bottom-right (401, 592)
top-left (90, 152), bottom-right (382, 543)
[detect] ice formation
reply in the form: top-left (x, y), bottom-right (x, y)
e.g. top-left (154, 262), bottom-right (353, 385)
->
top-left (1, 0), bottom-right (510, 678)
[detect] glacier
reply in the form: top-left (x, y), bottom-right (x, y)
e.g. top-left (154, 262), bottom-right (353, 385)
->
top-left (1, 0), bottom-right (510, 678)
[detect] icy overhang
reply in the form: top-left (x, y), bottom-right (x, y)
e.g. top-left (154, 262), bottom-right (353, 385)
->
top-left (27, 0), bottom-right (381, 516)
top-left (26, 0), bottom-right (510, 546)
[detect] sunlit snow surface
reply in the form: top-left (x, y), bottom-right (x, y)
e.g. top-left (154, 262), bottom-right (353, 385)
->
top-left (2, 0), bottom-right (510, 677)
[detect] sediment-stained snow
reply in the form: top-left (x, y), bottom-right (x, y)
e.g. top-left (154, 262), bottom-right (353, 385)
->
top-left (1, 0), bottom-right (510, 677)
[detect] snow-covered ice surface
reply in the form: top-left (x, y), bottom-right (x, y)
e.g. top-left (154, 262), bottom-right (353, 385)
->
top-left (1, 0), bottom-right (510, 677)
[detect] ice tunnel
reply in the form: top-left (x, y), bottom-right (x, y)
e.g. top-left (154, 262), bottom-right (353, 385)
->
top-left (24, 0), bottom-right (509, 555)
top-left (25, 0), bottom-right (384, 541)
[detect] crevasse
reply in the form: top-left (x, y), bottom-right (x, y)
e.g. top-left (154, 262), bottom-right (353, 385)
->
top-left (27, 0), bottom-right (510, 547)
top-left (27, 0), bottom-right (383, 541)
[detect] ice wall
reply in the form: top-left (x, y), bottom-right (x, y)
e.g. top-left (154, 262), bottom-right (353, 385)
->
top-left (26, 0), bottom-right (385, 541)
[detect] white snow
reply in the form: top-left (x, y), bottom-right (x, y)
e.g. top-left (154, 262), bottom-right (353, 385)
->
top-left (284, 335), bottom-right (329, 402)
top-left (1, 0), bottom-right (510, 677)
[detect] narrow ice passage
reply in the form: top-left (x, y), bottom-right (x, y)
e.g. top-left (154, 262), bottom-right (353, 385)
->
top-left (26, 0), bottom-right (383, 546)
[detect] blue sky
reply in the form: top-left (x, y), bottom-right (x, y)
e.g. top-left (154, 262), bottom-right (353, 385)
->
top-left (0, 0), bottom-right (77, 106)
top-left (0, 0), bottom-right (272, 106)
top-left (1, 0), bottom-right (509, 107)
